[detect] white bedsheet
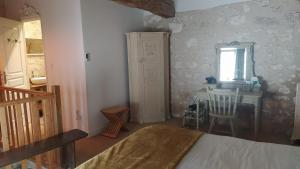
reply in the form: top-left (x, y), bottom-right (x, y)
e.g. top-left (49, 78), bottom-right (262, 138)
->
top-left (177, 134), bottom-right (300, 169)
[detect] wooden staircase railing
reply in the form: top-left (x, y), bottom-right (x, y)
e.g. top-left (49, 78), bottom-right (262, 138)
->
top-left (0, 129), bottom-right (88, 169)
top-left (0, 85), bottom-right (63, 169)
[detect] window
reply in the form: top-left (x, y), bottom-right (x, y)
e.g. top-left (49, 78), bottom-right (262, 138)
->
top-left (219, 48), bottom-right (237, 81)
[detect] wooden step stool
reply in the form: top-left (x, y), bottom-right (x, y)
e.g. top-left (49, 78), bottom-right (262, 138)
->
top-left (101, 106), bottom-right (129, 138)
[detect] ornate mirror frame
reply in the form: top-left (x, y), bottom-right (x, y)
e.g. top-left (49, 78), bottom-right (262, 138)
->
top-left (20, 3), bottom-right (40, 21)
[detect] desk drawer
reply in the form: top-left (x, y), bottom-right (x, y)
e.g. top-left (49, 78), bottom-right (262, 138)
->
top-left (241, 96), bottom-right (257, 104)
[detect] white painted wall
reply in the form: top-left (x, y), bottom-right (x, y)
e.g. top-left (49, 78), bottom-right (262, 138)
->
top-left (80, 0), bottom-right (143, 136)
top-left (4, 0), bottom-right (89, 132)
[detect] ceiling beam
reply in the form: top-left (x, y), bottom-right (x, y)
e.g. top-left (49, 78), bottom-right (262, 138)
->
top-left (112, 0), bottom-right (175, 18)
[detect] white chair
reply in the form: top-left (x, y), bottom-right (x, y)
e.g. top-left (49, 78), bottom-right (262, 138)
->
top-left (207, 88), bottom-right (239, 136)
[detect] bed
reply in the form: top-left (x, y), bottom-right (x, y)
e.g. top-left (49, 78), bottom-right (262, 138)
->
top-left (177, 134), bottom-right (300, 169)
top-left (76, 125), bottom-right (300, 169)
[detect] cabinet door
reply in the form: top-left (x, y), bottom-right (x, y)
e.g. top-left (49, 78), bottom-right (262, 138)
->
top-left (0, 21), bottom-right (28, 88)
top-left (139, 34), bottom-right (165, 123)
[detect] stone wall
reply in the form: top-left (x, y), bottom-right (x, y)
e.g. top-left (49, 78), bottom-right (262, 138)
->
top-left (27, 55), bottom-right (46, 77)
top-left (24, 20), bottom-right (46, 78)
top-left (24, 20), bottom-right (43, 39)
top-left (144, 0), bottom-right (300, 135)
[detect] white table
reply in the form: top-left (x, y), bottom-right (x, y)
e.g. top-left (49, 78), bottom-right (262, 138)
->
top-left (196, 88), bottom-right (263, 136)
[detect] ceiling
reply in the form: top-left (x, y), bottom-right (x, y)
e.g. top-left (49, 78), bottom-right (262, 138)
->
top-left (144, 0), bottom-right (250, 16)
top-left (0, 0), bottom-right (5, 16)
top-left (174, 0), bottom-right (250, 12)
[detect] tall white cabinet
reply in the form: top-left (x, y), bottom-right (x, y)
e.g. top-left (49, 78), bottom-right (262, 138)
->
top-left (127, 32), bottom-right (170, 124)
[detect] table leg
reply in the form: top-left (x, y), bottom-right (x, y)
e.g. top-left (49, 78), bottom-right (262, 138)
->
top-left (196, 100), bottom-right (199, 129)
top-left (254, 107), bottom-right (258, 137)
top-left (254, 101), bottom-right (261, 137)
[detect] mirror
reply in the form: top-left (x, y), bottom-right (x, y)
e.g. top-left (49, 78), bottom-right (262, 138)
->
top-left (216, 41), bottom-right (255, 82)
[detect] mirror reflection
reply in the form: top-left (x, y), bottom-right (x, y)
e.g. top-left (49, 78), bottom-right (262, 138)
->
top-left (216, 42), bottom-right (255, 82)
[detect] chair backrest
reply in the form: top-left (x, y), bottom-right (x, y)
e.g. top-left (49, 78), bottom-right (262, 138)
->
top-left (207, 88), bottom-right (239, 118)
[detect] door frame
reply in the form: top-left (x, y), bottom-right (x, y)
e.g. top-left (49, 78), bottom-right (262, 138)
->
top-left (21, 16), bottom-right (48, 88)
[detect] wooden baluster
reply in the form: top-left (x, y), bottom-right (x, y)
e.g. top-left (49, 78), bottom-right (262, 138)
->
top-left (43, 99), bottom-right (56, 169)
top-left (12, 92), bottom-right (19, 148)
top-left (15, 104), bottom-right (27, 169)
top-left (0, 107), bottom-right (10, 151)
top-left (15, 104), bottom-right (25, 145)
top-left (20, 93), bottom-right (31, 145)
top-left (51, 86), bottom-right (63, 134)
top-left (30, 102), bottom-right (42, 169)
top-left (4, 90), bottom-right (13, 148)
top-left (42, 99), bottom-right (51, 130)
top-left (51, 85), bottom-right (63, 168)
top-left (9, 90), bottom-right (18, 148)
top-left (0, 107), bottom-right (12, 169)
top-left (25, 93), bottom-right (33, 143)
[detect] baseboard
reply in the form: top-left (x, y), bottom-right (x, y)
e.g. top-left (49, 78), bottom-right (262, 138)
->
top-left (88, 126), bottom-right (105, 137)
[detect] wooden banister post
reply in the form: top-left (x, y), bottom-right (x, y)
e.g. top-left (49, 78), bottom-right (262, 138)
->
top-left (51, 86), bottom-right (77, 168)
top-left (51, 85), bottom-right (63, 134)
top-left (51, 85), bottom-right (63, 168)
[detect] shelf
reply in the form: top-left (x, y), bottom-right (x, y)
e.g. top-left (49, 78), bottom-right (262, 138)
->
top-left (26, 53), bottom-right (44, 56)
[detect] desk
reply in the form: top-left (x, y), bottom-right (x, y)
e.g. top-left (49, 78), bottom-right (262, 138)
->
top-left (196, 88), bottom-right (263, 136)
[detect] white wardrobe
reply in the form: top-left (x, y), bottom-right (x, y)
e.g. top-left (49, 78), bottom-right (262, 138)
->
top-left (127, 32), bottom-right (170, 124)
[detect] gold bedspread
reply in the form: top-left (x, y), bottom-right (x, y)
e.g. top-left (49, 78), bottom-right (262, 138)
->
top-left (76, 125), bottom-right (203, 169)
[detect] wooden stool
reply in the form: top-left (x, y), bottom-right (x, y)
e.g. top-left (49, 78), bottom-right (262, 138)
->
top-left (101, 106), bottom-right (129, 138)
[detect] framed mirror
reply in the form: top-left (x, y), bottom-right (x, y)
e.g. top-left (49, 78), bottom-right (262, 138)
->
top-left (216, 41), bottom-right (255, 82)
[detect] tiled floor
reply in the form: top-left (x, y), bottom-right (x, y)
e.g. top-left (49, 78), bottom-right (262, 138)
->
top-left (75, 118), bottom-right (294, 166)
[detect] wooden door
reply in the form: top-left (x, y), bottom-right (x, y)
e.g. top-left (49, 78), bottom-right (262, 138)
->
top-left (0, 18), bottom-right (28, 88)
top-left (139, 33), bottom-right (165, 123)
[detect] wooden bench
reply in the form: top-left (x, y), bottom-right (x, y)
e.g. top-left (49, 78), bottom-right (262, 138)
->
top-left (0, 129), bottom-right (88, 169)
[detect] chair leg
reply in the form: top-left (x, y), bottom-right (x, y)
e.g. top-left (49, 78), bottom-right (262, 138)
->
top-left (196, 110), bottom-right (199, 129)
top-left (230, 119), bottom-right (236, 137)
top-left (208, 117), bottom-right (215, 133)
